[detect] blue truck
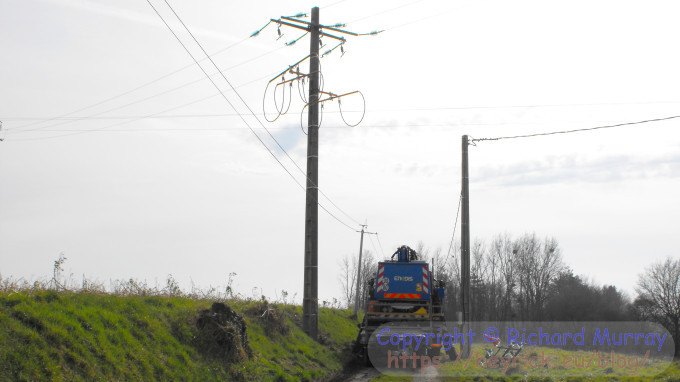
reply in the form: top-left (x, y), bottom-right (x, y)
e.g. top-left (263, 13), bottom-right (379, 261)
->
top-left (354, 245), bottom-right (456, 366)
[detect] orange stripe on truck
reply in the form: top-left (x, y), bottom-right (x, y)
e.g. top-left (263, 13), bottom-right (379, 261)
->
top-left (383, 293), bottom-right (422, 299)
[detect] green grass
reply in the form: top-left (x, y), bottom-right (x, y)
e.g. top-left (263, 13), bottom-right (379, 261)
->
top-left (369, 344), bottom-right (680, 381)
top-left (435, 344), bottom-right (678, 380)
top-left (0, 290), bottom-right (360, 381)
top-left (4, 290), bottom-right (677, 382)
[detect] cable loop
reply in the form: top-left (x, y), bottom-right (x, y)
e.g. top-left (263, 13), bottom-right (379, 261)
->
top-left (338, 91), bottom-right (366, 127)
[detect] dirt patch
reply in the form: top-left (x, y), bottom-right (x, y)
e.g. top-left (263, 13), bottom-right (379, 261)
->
top-left (195, 302), bottom-right (252, 362)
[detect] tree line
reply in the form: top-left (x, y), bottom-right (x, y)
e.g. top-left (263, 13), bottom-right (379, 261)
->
top-left (338, 232), bottom-right (679, 354)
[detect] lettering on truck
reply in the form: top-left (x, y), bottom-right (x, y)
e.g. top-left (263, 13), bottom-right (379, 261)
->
top-left (394, 276), bottom-right (414, 281)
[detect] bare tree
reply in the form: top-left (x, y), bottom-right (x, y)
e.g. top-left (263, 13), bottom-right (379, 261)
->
top-left (491, 233), bottom-right (516, 320)
top-left (514, 234), bottom-right (564, 320)
top-left (634, 257), bottom-right (680, 355)
top-left (338, 254), bottom-right (357, 309)
top-left (470, 239), bottom-right (490, 320)
top-left (358, 251), bottom-right (377, 311)
top-left (444, 242), bottom-right (461, 321)
top-left (429, 247), bottom-right (447, 282)
top-left (415, 241), bottom-right (429, 261)
top-left (338, 250), bottom-right (377, 311)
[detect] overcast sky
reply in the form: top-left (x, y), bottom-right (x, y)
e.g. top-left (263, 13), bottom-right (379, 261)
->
top-left (1, 0), bottom-right (679, 303)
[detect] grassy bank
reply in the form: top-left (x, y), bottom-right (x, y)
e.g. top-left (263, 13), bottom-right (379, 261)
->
top-left (369, 343), bottom-right (680, 382)
top-left (0, 290), bottom-right (360, 381)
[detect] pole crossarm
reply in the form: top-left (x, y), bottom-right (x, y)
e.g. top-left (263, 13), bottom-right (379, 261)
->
top-left (276, 74), bottom-right (309, 87)
top-left (267, 55), bottom-right (311, 83)
top-left (280, 16), bottom-right (311, 26)
top-left (320, 24), bottom-right (358, 36)
top-left (318, 90), bottom-right (359, 104)
top-left (281, 16), bottom-right (360, 37)
top-left (320, 31), bottom-right (346, 42)
top-left (270, 18), bottom-right (310, 32)
top-left (265, 17), bottom-right (379, 43)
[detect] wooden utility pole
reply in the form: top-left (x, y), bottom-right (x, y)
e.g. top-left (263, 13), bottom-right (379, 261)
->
top-left (302, 6), bottom-right (320, 340)
top-left (352, 226), bottom-right (366, 316)
top-left (352, 225), bottom-right (376, 315)
top-left (461, 135), bottom-right (471, 358)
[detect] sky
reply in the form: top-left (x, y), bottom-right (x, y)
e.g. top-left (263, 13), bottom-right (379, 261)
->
top-left (1, 0), bottom-right (679, 304)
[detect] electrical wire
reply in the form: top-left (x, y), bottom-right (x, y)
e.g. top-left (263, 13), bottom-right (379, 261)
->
top-left (142, 0), bottom-right (304, 201)
top-left (322, 0), bottom-right (347, 9)
top-left (12, 116), bottom-right (674, 134)
top-left (297, 76), bottom-right (308, 104)
top-left (384, 8), bottom-right (454, 32)
top-left (471, 115), bottom-right (680, 144)
top-left (9, 71), bottom-right (276, 141)
top-left (6, 45), bottom-right (287, 135)
top-left (273, 81), bottom-right (294, 116)
top-left (338, 91), bottom-right (366, 127)
top-left (155, 0), bottom-right (361, 231)
top-left (375, 233), bottom-right (387, 259)
top-left (262, 58), bottom-right (313, 123)
top-left (7, 102), bottom-right (680, 122)
top-left (367, 233), bottom-right (380, 257)
top-left (446, 192), bottom-right (462, 261)
top-left (347, 0), bottom-right (423, 25)
top-left (7, 37), bottom-right (256, 132)
top-left (262, 80), bottom-right (285, 122)
top-left (286, 32), bottom-right (308, 46)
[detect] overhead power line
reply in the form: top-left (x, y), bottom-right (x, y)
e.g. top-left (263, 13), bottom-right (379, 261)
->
top-left (11, 115), bottom-right (680, 135)
top-left (367, 232), bottom-right (379, 256)
top-left (471, 115), bottom-right (680, 144)
top-left (347, 0), bottom-right (423, 25)
top-left (446, 192), bottom-right (462, 261)
top-left (145, 0), bottom-right (360, 232)
top-left (8, 37), bottom-right (254, 132)
top-left (322, 0), bottom-right (348, 9)
top-left (9, 100), bottom-right (679, 124)
top-left (7, 46), bottom-right (287, 135)
top-left (161, 0), bottom-right (362, 229)
top-left (375, 233), bottom-right (386, 259)
top-left (8, 72), bottom-right (277, 141)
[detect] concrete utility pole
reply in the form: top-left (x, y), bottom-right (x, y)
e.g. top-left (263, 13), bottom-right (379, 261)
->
top-left (461, 135), bottom-right (471, 358)
top-left (302, 6), bottom-right (320, 340)
top-left (260, 7), bottom-right (380, 341)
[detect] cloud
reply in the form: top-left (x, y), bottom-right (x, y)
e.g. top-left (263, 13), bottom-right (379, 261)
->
top-left (475, 152), bottom-right (680, 187)
top-left (270, 125), bottom-right (305, 153)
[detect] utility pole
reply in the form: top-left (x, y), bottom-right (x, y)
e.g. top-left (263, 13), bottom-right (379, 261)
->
top-left (353, 225), bottom-right (377, 316)
top-left (303, 6), bottom-right (321, 340)
top-left (461, 135), bottom-right (471, 358)
top-left (256, 8), bottom-right (381, 341)
top-left (353, 226), bottom-right (365, 316)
